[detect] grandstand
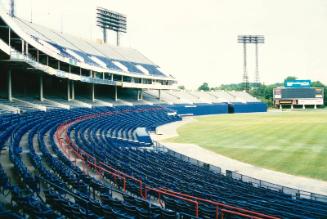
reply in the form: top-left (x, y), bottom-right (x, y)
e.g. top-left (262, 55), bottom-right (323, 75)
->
top-left (0, 2), bottom-right (326, 219)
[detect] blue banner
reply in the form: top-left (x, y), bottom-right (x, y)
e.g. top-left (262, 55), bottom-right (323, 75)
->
top-left (284, 80), bottom-right (311, 88)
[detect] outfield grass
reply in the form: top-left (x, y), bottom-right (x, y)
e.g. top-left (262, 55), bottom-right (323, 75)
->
top-left (166, 111), bottom-right (327, 181)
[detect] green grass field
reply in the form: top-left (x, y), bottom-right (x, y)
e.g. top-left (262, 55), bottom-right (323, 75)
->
top-left (166, 111), bottom-right (327, 181)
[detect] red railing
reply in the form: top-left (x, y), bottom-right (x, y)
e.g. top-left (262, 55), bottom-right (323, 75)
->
top-left (54, 110), bottom-right (280, 219)
top-left (145, 186), bottom-right (199, 217)
top-left (221, 209), bottom-right (267, 219)
top-left (159, 188), bottom-right (279, 219)
top-left (99, 161), bottom-right (144, 198)
top-left (56, 122), bottom-right (128, 192)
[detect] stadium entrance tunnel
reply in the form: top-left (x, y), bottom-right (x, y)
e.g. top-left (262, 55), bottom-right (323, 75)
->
top-left (54, 108), bottom-right (278, 219)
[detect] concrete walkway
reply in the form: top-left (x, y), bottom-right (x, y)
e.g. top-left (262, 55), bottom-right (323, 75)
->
top-left (151, 117), bottom-right (327, 196)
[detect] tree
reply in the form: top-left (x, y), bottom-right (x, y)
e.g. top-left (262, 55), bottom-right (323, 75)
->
top-left (178, 85), bottom-right (185, 90)
top-left (311, 81), bottom-right (324, 87)
top-left (311, 81), bottom-right (327, 105)
top-left (217, 83), bottom-right (244, 91)
top-left (208, 77), bottom-right (326, 107)
top-left (284, 76), bottom-right (297, 82)
top-left (249, 84), bottom-right (277, 106)
top-left (198, 82), bottom-right (210, 91)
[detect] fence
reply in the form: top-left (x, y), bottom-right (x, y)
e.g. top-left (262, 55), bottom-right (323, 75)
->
top-left (153, 141), bottom-right (221, 174)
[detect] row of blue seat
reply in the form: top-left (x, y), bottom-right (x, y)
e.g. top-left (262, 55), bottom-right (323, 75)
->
top-left (0, 105), bottom-right (325, 218)
top-left (0, 107), bottom-right (196, 218)
top-left (66, 106), bottom-right (325, 218)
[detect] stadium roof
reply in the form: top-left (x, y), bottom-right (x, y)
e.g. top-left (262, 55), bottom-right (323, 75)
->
top-left (14, 17), bottom-right (155, 65)
top-left (0, 10), bottom-right (176, 80)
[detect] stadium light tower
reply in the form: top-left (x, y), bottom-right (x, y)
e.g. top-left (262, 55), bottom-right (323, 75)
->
top-left (96, 7), bottom-right (127, 46)
top-left (238, 35), bottom-right (265, 91)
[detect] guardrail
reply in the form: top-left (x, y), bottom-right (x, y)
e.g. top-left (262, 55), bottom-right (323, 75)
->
top-left (153, 141), bottom-right (327, 203)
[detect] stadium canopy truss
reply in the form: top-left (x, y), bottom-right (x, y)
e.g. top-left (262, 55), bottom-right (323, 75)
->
top-left (0, 7), bottom-right (176, 102)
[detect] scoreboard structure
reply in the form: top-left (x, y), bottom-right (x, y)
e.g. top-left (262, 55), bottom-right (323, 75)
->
top-left (273, 80), bottom-right (324, 109)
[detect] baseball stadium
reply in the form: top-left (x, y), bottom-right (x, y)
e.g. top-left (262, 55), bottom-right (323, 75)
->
top-left (0, 0), bottom-right (326, 219)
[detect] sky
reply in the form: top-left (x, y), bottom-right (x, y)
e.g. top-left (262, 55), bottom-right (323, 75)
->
top-left (2, 0), bottom-right (327, 89)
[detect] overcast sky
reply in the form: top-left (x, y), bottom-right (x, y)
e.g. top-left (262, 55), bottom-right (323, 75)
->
top-left (2, 0), bottom-right (327, 89)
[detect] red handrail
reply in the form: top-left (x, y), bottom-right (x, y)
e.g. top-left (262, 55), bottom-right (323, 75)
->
top-left (159, 188), bottom-right (279, 219)
top-left (54, 110), bottom-right (280, 219)
top-left (145, 186), bottom-right (199, 217)
top-left (56, 119), bottom-right (143, 195)
top-left (221, 209), bottom-right (265, 219)
top-left (100, 161), bottom-right (144, 198)
top-left (87, 161), bottom-right (127, 192)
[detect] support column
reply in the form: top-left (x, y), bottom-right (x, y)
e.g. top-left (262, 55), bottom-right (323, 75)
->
top-left (140, 89), bottom-right (143, 100)
top-left (116, 31), bottom-right (120, 46)
top-left (25, 42), bottom-right (29, 56)
top-left (158, 89), bottom-right (161, 100)
top-left (67, 80), bottom-right (71, 101)
top-left (314, 105), bottom-right (317, 109)
top-left (279, 104), bottom-right (282, 110)
top-left (39, 74), bottom-right (44, 101)
top-left (242, 42), bottom-right (249, 91)
top-left (8, 27), bottom-right (11, 47)
top-left (114, 86), bottom-right (118, 101)
top-left (137, 90), bottom-right (140, 101)
top-left (37, 50), bottom-right (40, 62)
top-left (303, 105), bottom-right (305, 109)
top-left (8, 69), bottom-right (12, 102)
top-left (291, 104), bottom-right (293, 110)
top-left (21, 40), bottom-right (24, 54)
top-left (255, 42), bottom-right (259, 84)
top-left (91, 84), bottom-right (95, 102)
top-left (103, 28), bottom-right (107, 43)
top-left (71, 81), bottom-right (75, 100)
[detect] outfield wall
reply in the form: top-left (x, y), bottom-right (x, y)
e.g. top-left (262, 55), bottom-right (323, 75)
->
top-left (166, 103), bottom-right (229, 116)
top-left (228, 102), bottom-right (267, 113)
top-left (165, 102), bottom-right (267, 116)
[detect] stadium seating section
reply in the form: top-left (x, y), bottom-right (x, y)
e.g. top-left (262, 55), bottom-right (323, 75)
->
top-left (0, 105), bottom-right (326, 219)
top-left (0, 89), bottom-right (267, 114)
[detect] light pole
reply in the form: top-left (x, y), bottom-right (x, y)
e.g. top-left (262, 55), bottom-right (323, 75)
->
top-left (238, 35), bottom-right (265, 91)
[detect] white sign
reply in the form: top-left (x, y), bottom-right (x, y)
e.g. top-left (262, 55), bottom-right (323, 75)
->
top-left (274, 94), bottom-right (281, 98)
top-left (298, 99), bottom-right (323, 105)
